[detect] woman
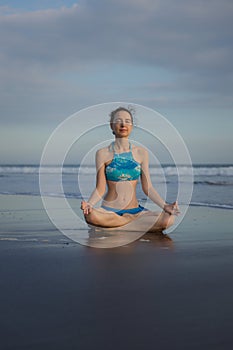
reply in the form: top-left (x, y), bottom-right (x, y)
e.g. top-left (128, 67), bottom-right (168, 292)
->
top-left (81, 107), bottom-right (179, 231)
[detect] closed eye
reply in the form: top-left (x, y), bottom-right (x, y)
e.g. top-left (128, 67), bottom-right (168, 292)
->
top-left (114, 119), bottom-right (132, 125)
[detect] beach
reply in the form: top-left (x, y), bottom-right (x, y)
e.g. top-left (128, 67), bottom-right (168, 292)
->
top-left (1, 0), bottom-right (233, 348)
top-left (1, 194), bottom-right (233, 350)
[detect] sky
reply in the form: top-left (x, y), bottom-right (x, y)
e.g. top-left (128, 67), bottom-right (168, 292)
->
top-left (0, 0), bottom-right (233, 164)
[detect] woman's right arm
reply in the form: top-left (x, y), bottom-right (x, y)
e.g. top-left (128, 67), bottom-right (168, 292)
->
top-left (81, 149), bottom-right (107, 215)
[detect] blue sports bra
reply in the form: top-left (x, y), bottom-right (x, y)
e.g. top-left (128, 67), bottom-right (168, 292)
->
top-left (105, 142), bottom-right (141, 182)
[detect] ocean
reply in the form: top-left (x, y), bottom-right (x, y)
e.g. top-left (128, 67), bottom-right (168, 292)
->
top-left (1, 164), bottom-right (233, 210)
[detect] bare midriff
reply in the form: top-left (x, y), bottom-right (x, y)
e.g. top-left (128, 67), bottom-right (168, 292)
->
top-left (102, 180), bottom-right (139, 209)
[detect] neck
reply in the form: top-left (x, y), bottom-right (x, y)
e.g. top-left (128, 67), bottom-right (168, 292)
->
top-left (114, 138), bottom-right (130, 151)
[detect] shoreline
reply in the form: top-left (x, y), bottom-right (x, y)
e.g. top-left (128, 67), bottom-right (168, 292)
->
top-left (1, 194), bottom-right (233, 349)
top-left (1, 193), bottom-right (233, 243)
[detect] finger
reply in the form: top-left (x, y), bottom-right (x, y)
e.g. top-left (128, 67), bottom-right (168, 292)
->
top-left (85, 207), bottom-right (91, 215)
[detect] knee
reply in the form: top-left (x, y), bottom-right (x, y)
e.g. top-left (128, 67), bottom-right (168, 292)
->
top-left (166, 214), bottom-right (175, 228)
top-left (84, 211), bottom-right (99, 226)
top-left (160, 213), bottom-right (175, 230)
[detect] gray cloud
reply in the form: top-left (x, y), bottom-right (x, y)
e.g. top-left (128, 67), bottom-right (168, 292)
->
top-left (2, 0), bottom-right (232, 70)
top-left (1, 0), bottom-right (233, 122)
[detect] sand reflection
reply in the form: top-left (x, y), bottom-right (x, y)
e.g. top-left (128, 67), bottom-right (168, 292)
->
top-left (84, 226), bottom-right (173, 249)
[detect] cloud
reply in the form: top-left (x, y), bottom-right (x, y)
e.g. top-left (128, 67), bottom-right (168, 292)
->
top-left (0, 0), bottom-right (233, 123)
top-left (1, 0), bottom-right (232, 69)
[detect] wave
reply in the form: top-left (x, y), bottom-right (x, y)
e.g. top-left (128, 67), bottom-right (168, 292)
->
top-left (0, 166), bottom-right (78, 174)
top-left (190, 202), bottom-right (233, 210)
top-left (0, 191), bottom-right (83, 199)
top-left (1, 165), bottom-right (233, 176)
top-left (194, 180), bottom-right (233, 186)
top-left (154, 166), bottom-right (233, 176)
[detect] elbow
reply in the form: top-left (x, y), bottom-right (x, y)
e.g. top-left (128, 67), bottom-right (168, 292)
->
top-left (96, 186), bottom-right (106, 198)
top-left (142, 184), bottom-right (152, 197)
top-left (141, 175), bottom-right (153, 196)
top-left (142, 187), bottom-right (149, 196)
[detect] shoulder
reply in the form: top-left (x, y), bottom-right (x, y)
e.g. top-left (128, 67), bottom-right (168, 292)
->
top-left (131, 144), bottom-right (149, 164)
top-left (96, 145), bottom-right (113, 163)
top-left (96, 145), bottom-right (112, 156)
top-left (131, 144), bottom-right (148, 157)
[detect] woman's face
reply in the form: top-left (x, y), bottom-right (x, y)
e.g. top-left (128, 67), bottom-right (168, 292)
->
top-left (111, 110), bottom-right (133, 138)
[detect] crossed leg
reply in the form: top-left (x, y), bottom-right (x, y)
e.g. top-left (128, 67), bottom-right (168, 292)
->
top-left (142, 211), bottom-right (175, 232)
top-left (84, 207), bottom-right (133, 228)
top-left (84, 207), bottom-right (175, 232)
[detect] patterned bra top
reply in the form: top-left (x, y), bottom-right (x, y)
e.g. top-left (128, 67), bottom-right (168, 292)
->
top-left (105, 142), bottom-right (141, 182)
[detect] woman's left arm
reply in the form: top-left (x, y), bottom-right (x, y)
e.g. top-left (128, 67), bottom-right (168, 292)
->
top-left (140, 148), bottom-right (179, 215)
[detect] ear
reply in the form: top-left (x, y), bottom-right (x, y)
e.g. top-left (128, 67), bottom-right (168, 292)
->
top-left (110, 122), bottom-right (114, 133)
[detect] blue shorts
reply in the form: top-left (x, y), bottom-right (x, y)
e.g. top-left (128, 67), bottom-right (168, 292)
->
top-left (101, 204), bottom-right (148, 216)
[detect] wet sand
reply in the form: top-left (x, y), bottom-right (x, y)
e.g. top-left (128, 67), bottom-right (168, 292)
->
top-left (0, 195), bottom-right (233, 349)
